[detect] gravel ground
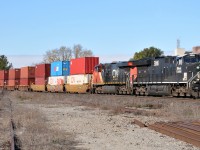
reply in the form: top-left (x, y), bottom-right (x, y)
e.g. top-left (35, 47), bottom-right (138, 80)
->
top-left (3, 91), bottom-right (200, 150)
top-left (38, 104), bottom-right (200, 150)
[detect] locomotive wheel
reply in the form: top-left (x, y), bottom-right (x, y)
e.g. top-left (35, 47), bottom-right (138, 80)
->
top-left (118, 90), bottom-right (122, 95)
top-left (123, 91), bottom-right (127, 95)
top-left (192, 91), bottom-right (199, 99)
top-left (172, 90), bottom-right (178, 97)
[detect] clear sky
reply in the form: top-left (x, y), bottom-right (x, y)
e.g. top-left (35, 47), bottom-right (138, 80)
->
top-left (0, 0), bottom-right (200, 67)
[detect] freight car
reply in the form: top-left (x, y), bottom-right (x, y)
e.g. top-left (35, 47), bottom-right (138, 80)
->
top-left (6, 69), bottom-right (21, 91)
top-left (0, 70), bottom-right (8, 90)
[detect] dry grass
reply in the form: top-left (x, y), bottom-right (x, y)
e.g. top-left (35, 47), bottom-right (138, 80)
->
top-left (1, 90), bottom-right (200, 149)
top-left (165, 101), bottom-right (200, 120)
top-left (9, 91), bottom-right (200, 121)
top-left (13, 105), bottom-right (79, 150)
top-left (0, 93), bottom-right (12, 150)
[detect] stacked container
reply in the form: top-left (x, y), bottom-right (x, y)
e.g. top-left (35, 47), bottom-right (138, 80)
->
top-left (7, 69), bottom-right (21, 90)
top-left (0, 70), bottom-right (8, 88)
top-left (70, 57), bottom-right (99, 75)
top-left (47, 61), bottom-right (70, 92)
top-left (31, 64), bottom-right (50, 91)
top-left (19, 66), bottom-right (35, 91)
top-left (50, 61), bottom-right (70, 76)
top-left (35, 64), bottom-right (50, 85)
top-left (66, 57), bottom-right (99, 93)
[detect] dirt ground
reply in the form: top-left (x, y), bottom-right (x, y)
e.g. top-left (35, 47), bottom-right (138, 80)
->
top-left (1, 91), bottom-right (200, 150)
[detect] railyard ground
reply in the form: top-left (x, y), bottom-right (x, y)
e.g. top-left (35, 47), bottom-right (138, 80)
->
top-left (0, 91), bottom-right (200, 150)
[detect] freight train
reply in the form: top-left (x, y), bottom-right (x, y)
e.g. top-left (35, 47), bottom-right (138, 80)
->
top-left (0, 54), bottom-right (200, 98)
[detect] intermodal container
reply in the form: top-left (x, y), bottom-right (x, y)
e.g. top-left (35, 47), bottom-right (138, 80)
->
top-left (8, 79), bottom-right (20, 86)
top-left (0, 80), bottom-right (5, 86)
top-left (51, 61), bottom-right (70, 76)
top-left (70, 57), bottom-right (99, 75)
top-left (35, 64), bottom-right (50, 78)
top-left (9, 69), bottom-right (20, 79)
top-left (0, 70), bottom-right (9, 80)
top-left (48, 76), bottom-right (67, 85)
top-left (35, 77), bottom-right (48, 85)
top-left (67, 74), bottom-right (92, 85)
top-left (20, 78), bottom-right (35, 85)
top-left (20, 66), bottom-right (35, 79)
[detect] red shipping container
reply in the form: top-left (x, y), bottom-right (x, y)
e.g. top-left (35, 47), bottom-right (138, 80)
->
top-left (35, 77), bottom-right (48, 85)
top-left (8, 79), bottom-right (20, 86)
top-left (20, 66), bottom-right (35, 79)
top-left (70, 57), bottom-right (99, 75)
top-left (35, 64), bottom-right (50, 78)
top-left (9, 69), bottom-right (20, 79)
top-left (0, 80), bottom-right (5, 86)
top-left (20, 78), bottom-right (35, 85)
top-left (0, 70), bottom-right (9, 80)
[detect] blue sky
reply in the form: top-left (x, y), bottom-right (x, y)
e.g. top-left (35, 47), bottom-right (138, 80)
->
top-left (0, 0), bottom-right (200, 67)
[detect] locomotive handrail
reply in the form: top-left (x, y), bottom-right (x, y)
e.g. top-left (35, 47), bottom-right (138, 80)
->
top-left (187, 71), bottom-right (200, 88)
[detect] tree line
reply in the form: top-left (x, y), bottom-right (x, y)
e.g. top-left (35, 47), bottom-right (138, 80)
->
top-left (0, 45), bottom-right (164, 70)
top-left (130, 47), bottom-right (163, 60)
top-left (43, 44), bottom-right (93, 63)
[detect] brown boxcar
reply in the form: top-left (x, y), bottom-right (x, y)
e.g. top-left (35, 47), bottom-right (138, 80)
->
top-left (0, 70), bottom-right (9, 80)
top-left (20, 66), bottom-right (35, 79)
top-left (70, 57), bottom-right (99, 75)
top-left (35, 64), bottom-right (50, 77)
top-left (9, 69), bottom-right (20, 79)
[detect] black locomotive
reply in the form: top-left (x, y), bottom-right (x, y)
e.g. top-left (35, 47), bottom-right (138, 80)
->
top-left (92, 53), bottom-right (200, 98)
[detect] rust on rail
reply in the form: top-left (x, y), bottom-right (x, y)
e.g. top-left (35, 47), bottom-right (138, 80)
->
top-left (131, 119), bottom-right (148, 128)
top-left (148, 120), bottom-right (200, 147)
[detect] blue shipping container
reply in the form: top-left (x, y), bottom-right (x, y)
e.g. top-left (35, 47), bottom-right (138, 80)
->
top-left (50, 61), bottom-right (70, 76)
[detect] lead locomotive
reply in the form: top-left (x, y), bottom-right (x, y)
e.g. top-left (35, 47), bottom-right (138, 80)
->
top-left (92, 53), bottom-right (200, 98)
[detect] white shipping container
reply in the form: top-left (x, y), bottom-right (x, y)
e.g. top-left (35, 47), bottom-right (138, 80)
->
top-left (48, 76), bottom-right (67, 85)
top-left (67, 74), bottom-right (92, 85)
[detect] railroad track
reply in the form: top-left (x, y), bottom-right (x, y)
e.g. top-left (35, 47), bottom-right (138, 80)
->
top-left (133, 119), bottom-right (200, 148)
top-left (0, 90), bottom-right (19, 150)
top-left (132, 119), bottom-right (200, 147)
top-left (148, 121), bottom-right (200, 147)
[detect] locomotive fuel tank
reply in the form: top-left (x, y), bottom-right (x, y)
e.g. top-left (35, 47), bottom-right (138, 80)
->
top-left (147, 85), bottom-right (171, 96)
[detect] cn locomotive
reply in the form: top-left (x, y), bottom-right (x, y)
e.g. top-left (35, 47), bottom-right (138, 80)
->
top-left (92, 53), bottom-right (200, 98)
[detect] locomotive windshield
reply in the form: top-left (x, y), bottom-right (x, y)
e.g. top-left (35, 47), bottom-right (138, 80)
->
top-left (183, 54), bottom-right (200, 63)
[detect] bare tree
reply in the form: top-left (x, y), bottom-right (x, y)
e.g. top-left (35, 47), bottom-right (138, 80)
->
top-left (80, 49), bottom-right (93, 57)
top-left (58, 46), bottom-right (72, 61)
top-left (43, 46), bottom-right (72, 63)
top-left (73, 44), bottom-right (93, 58)
top-left (43, 44), bottom-right (93, 63)
top-left (73, 44), bottom-right (82, 58)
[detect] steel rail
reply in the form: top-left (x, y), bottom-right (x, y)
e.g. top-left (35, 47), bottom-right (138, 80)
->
top-left (148, 121), bottom-right (200, 147)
